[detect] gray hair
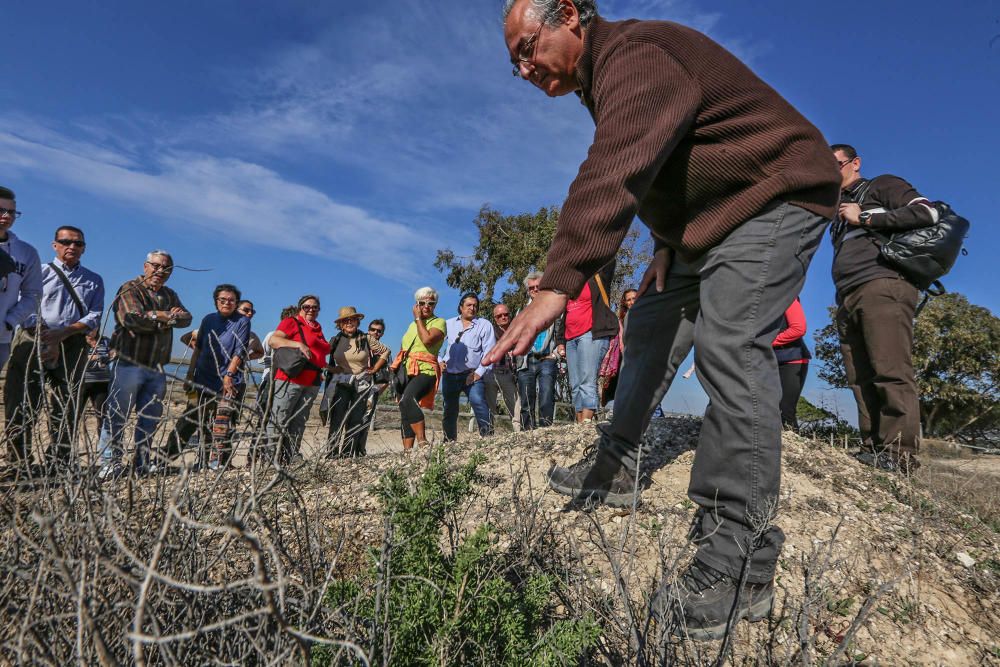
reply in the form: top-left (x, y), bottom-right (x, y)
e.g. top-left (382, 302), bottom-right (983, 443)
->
top-left (414, 286), bottom-right (439, 303)
top-left (502, 0), bottom-right (598, 27)
top-left (146, 250), bottom-right (172, 264)
top-left (523, 271), bottom-right (544, 287)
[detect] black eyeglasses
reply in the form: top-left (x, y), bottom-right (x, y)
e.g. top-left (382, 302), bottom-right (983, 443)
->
top-left (0, 208), bottom-right (22, 219)
top-left (145, 261), bottom-right (173, 274)
top-left (239, 308), bottom-right (255, 316)
top-left (368, 327), bottom-right (384, 335)
top-left (495, 312), bottom-right (511, 318)
top-left (835, 159), bottom-right (853, 169)
top-left (301, 304), bottom-right (320, 311)
top-left (216, 297), bottom-right (237, 304)
top-left (55, 238), bottom-right (86, 248)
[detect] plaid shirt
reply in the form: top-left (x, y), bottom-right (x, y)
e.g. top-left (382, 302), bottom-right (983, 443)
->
top-left (110, 276), bottom-right (192, 368)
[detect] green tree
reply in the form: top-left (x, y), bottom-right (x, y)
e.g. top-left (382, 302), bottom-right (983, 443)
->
top-left (434, 204), bottom-right (652, 315)
top-left (813, 292), bottom-right (999, 443)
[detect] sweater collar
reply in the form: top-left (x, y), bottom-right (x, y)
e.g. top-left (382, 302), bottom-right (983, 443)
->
top-left (574, 15), bottom-right (610, 108)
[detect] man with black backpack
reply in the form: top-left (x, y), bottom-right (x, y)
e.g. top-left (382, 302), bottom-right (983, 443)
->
top-left (830, 143), bottom-right (937, 473)
top-left (4, 225), bottom-right (104, 472)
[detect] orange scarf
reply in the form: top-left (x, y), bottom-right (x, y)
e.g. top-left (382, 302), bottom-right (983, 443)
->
top-left (390, 350), bottom-right (441, 409)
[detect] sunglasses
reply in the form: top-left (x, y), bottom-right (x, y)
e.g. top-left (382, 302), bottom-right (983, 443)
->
top-left (301, 304), bottom-right (320, 311)
top-left (239, 308), bottom-right (256, 316)
top-left (55, 238), bottom-right (86, 248)
top-left (495, 312), bottom-right (511, 318)
top-left (417, 300), bottom-right (437, 307)
top-left (368, 327), bottom-right (384, 334)
top-left (146, 261), bottom-right (173, 274)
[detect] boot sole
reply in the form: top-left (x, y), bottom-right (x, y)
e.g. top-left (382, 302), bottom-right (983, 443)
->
top-left (675, 593), bottom-right (773, 641)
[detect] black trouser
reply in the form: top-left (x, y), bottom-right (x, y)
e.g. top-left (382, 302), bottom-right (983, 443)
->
top-left (398, 374), bottom-right (436, 439)
top-left (327, 383), bottom-right (371, 457)
top-left (4, 330), bottom-right (89, 465)
top-left (778, 363), bottom-right (808, 430)
top-left (80, 381), bottom-right (110, 434)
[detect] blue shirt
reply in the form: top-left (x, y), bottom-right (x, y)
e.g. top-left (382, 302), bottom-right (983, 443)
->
top-left (438, 316), bottom-right (496, 376)
top-left (193, 312), bottom-right (250, 393)
top-left (25, 259), bottom-right (104, 331)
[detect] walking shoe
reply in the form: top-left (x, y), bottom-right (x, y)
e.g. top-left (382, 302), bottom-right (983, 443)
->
top-left (855, 451), bottom-right (921, 475)
top-left (653, 559), bottom-right (774, 641)
top-left (549, 447), bottom-right (641, 510)
top-left (97, 462), bottom-right (126, 481)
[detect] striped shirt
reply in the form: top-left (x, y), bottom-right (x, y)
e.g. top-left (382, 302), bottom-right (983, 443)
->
top-left (110, 276), bottom-right (192, 368)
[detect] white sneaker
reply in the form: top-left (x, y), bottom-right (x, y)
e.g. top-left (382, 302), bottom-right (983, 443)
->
top-left (98, 462), bottom-right (125, 481)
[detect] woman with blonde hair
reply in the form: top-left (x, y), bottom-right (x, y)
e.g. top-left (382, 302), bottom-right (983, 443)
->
top-left (391, 287), bottom-right (446, 450)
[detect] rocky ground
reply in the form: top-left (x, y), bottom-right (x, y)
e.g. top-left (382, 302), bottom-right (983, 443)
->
top-left (284, 416), bottom-right (1000, 665)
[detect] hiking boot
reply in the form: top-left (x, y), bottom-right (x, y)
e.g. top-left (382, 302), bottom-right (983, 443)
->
top-left (549, 448), bottom-right (640, 510)
top-left (653, 559), bottom-right (774, 641)
top-left (855, 451), bottom-right (921, 475)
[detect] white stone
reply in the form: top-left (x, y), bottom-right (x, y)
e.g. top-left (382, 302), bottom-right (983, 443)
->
top-left (955, 552), bottom-right (976, 568)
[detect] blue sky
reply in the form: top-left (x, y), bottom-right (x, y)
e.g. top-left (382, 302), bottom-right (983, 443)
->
top-left (3, 0), bottom-right (998, 419)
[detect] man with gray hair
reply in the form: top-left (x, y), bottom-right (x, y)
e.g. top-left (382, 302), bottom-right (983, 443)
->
top-left (98, 250), bottom-right (191, 479)
top-left (490, 0), bottom-right (840, 640)
top-left (515, 271), bottom-right (560, 429)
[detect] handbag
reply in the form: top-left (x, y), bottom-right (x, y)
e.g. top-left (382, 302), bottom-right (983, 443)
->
top-left (273, 318), bottom-right (319, 379)
top-left (868, 202), bottom-right (969, 292)
top-left (390, 338), bottom-right (417, 399)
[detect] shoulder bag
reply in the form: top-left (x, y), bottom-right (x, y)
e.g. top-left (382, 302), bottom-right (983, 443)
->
top-left (273, 319), bottom-right (320, 379)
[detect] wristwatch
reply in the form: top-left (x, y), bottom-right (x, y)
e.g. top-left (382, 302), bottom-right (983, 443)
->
top-left (858, 211), bottom-right (873, 227)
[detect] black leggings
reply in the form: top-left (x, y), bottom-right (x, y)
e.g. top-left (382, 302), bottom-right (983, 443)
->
top-left (399, 374), bottom-right (436, 438)
top-left (778, 362), bottom-right (808, 430)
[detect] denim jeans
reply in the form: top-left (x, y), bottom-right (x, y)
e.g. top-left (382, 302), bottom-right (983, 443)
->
top-left (441, 370), bottom-right (492, 441)
top-left (565, 331), bottom-right (610, 412)
top-left (517, 356), bottom-right (556, 429)
top-left (99, 360), bottom-right (167, 469)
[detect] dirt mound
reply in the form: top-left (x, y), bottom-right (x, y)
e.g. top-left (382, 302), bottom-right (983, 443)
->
top-left (305, 416), bottom-right (1000, 665)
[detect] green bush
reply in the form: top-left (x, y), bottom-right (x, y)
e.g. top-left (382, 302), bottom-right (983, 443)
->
top-left (314, 448), bottom-right (600, 666)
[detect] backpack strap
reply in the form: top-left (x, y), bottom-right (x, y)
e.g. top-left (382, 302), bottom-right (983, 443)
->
top-left (48, 263), bottom-right (87, 319)
top-left (593, 274), bottom-right (611, 308)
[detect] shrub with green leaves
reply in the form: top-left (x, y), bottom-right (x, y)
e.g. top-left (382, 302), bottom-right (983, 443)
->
top-left (314, 448), bottom-right (600, 666)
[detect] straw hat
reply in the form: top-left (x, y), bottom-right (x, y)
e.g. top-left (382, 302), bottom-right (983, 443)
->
top-left (334, 306), bottom-right (365, 323)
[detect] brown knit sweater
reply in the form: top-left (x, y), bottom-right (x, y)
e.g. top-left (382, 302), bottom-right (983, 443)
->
top-left (540, 16), bottom-right (841, 295)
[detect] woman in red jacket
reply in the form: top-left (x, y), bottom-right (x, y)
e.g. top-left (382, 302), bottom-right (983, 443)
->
top-left (772, 297), bottom-right (811, 431)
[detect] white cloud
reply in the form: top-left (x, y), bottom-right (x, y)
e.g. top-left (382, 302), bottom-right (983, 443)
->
top-left (0, 124), bottom-right (436, 282)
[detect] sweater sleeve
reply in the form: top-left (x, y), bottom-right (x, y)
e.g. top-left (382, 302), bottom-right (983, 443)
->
top-left (6, 246), bottom-right (42, 330)
top-left (772, 299), bottom-right (807, 347)
top-left (540, 41), bottom-right (700, 296)
top-left (866, 175), bottom-right (937, 232)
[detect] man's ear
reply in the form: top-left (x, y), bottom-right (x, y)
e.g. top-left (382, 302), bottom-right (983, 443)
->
top-left (559, 0), bottom-right (580, 28)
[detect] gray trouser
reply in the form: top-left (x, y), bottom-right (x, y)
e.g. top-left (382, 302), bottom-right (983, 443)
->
top-left (612, 202), bottom-right (829, 584)
top-left (267, 380), bottom-right (319, 459)
top-left (484, 368), bottom-right (520, 429)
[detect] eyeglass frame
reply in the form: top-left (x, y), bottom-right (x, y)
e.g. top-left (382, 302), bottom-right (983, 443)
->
top-left (145, 260), bottom-right (173, 274)
top-left (55, 238), bottom-right (86, 248)
top-left (0, 208), bottom-right (22, 219)
top-left (511, 22), bottom-right (545, 77)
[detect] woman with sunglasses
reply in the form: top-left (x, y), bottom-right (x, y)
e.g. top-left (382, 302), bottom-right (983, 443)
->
top-left (392, 287), bottom-right (446, 450)
top-left (265, 295), bottom-right (331, 464)
top-left (323, 306), bottom-right (389, 458)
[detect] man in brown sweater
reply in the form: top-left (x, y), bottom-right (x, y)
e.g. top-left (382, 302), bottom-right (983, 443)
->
top-left (488, 0), bottom-right (840, 640)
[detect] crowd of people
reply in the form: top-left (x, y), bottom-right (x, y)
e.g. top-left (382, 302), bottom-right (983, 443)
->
top-left (0, 0), bottom-right (947, 642)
